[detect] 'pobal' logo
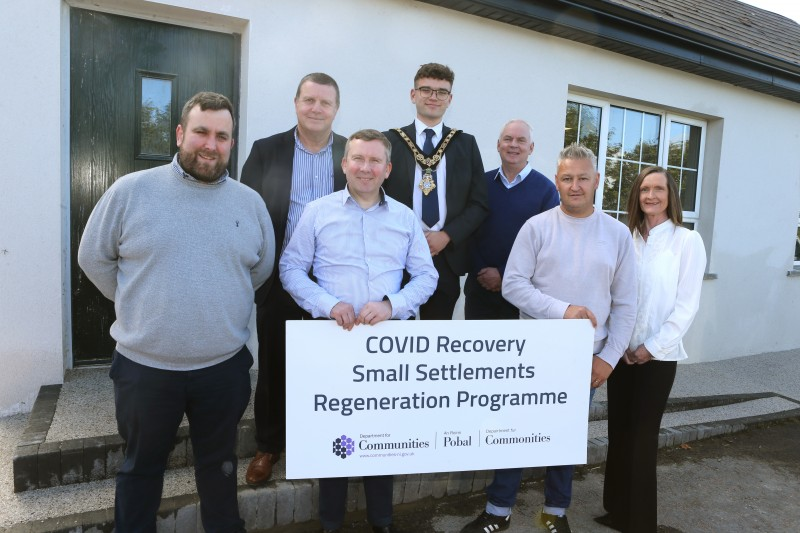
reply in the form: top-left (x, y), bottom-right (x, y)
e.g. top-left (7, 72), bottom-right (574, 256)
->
top-left (332, 434), bottom-right (355, 459)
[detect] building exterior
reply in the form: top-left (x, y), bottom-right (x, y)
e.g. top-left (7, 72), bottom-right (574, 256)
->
top-left (2, 0), bottom-right (799, 415)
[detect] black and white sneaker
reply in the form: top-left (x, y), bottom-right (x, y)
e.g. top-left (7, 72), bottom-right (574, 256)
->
top-left (537, 511), bottom-right (572, 533)
top-left (460, 510), bottom-right (511, 532)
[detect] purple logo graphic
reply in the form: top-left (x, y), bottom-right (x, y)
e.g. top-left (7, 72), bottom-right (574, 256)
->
top-left (332, 434), bottom-right (355, 459)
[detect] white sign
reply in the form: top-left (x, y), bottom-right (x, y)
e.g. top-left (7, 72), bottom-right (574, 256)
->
top-left (285, 319), bottom-right (594, 479)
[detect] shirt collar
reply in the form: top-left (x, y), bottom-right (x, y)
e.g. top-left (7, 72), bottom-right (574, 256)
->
top-left (294, 128), bottom-right (333, 154)
top-left (648, 219), bottom-right (674, 236)
top-left (415, 118), bottom-right (443, 143)
top-left (495, 163), bottom-right (532, 186)
top-left (342, 185), bottom-right (387, 208)
top-left (172, 153), bottom-right (228, 184)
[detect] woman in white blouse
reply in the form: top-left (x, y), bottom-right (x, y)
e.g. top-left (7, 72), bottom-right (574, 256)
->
top-left (596, 166), bottom-right (706, 533)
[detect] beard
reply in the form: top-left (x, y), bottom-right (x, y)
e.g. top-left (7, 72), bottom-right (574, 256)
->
top-left (178, 146), bottom-right (229, 183)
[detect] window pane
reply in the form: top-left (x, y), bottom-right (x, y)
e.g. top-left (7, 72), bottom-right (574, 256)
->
top-left (641, 113), bottom-right (660, 163)
top-left (578, 104), bottom-right (601, 155)
top-left (622, 109), bottom-right (643, 159)
top-left (620, 161), bottom-right (639, 215)
top-left (564, 101), bottom-right (601, 155)
top-left (668, 122), bottom-right (686, 167)
top-left (684, 124), bottom-right (702, 169)
top-left (564, 102), bottom-right (579, 146)
top-left (667, 121), bottom-right (702, 213)
top-left (795, 214), bottom-right (800, 263)
top-left (607, 107), bottom-right (623, 157)
top-left (140, 77), bottom-right (172, 156)
top-left (603, 159), bottom-right (621, 212)
top-left (680, 169), bottom-right (698, 211)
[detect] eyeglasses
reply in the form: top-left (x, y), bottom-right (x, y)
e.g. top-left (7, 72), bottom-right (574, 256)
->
top-left (415, 86), bottom-right (451, 100)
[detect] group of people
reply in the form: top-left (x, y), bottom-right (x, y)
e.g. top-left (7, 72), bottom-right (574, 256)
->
top-left (77, 62), bottom-right (706, 533)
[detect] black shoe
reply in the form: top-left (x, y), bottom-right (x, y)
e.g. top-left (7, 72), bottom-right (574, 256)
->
top-left (372, 526), bottom-right (395, 533)
top-left (461, 510), bottom-right (511, 532)
top-left (537, 511), bottom-right (571, 533)
top-left (594, 513), bottom-right (623, 531)
top-left (321, 530), bottom-right (341, 533)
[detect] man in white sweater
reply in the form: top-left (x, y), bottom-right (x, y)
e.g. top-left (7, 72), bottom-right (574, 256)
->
top-left (461, 143), bottom-right (636, 533)
top-left (78, 92), bottom-right (274, 533)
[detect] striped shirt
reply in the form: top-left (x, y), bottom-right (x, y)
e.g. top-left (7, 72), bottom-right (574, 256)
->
top-left (282, 130), bottom-right (335, 252)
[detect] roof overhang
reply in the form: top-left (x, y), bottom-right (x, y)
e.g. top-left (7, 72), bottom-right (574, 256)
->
top-left (418, 0), bottom-right (800, 104)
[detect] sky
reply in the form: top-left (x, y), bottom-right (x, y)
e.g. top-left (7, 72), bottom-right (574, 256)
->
top-left (738, 0), bottom-right (800, 23)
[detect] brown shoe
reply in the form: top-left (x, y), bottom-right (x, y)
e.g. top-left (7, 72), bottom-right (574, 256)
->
top-left (245, 451), bottom-right (279, 486)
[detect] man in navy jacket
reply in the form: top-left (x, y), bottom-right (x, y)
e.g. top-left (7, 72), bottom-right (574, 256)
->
top-left (240, 73), bottom-right (346, 486)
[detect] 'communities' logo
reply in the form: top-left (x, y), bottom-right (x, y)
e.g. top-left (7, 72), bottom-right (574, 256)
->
top-left (332, 434), bottom-right (355, 459)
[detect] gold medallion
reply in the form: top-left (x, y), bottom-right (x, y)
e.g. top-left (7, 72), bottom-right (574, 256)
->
top-left (420, 169), bottom-right (437, 196)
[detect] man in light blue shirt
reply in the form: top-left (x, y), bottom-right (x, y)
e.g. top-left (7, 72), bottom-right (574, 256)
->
top-left (279, 129), bottom-right (437, 532)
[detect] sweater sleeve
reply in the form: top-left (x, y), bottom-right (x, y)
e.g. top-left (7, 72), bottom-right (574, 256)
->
top-left (250, 199), bottom-right (276, 291)
top-left (77, 185), bottom-right (124, 302)
top-left (596, 229), bottom-right (638, 368)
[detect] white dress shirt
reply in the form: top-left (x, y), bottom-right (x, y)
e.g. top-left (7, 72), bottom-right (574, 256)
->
top-left (629, 220), bottom-right (707, 361)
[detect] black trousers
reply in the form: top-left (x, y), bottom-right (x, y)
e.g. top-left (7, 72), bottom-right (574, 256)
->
top-left (318, 475), bottom-right (394, 529)
top-left (253, 282), bottom-right (310, 453)
top-left (419, 254), bottom-right (462, 320)
top-left (110, 347), bottom-right (252, 533)
top-left (603, 359), bottom-right (677, 533)
top-left (463, 273), bottom-right (519, 320)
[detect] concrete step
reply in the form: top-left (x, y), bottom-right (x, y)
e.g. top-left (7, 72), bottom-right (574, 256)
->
top-left (12, 382), bottom-right (258, 493)
top-left (13, 386), bottom-right (799, 493)
top-left (6, 386), bottom-right (800, 532)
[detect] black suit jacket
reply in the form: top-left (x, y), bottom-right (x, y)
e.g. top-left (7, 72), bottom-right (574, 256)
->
top-left (383, 123), bottom-right (488, 275)
top-left (241, 127), bottom-right (347, 306)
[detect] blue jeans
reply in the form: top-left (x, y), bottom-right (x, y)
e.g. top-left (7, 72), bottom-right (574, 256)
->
top-left (110, 347), bottom-right (252, 533)
top-left (486, 388), bottom-right (596, 515)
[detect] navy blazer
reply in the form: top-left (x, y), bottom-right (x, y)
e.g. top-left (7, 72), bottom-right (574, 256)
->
top-left (384, 123), bottom-right (488, 275)
top-left (241, 127), bottom-right (347, 305)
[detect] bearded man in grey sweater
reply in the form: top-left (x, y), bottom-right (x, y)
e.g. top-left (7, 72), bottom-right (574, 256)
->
top-left (78, 92), bottom-right (274, 533)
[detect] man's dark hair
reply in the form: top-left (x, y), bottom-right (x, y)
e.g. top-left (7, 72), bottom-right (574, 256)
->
top-left (179, 92), bottom-right (235, 129)
top-left (295, 72), bottom-right (340, 107)
top-left (414, 63), bottom-right (455, 86)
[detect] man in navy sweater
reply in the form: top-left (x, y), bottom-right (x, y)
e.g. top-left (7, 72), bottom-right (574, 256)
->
top-left (463, 119), bottom-right (559, 321)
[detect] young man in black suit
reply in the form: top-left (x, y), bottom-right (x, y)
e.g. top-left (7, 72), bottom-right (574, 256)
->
top-left (383, 63), bottom-right (488, 319)
top-left (240, 73), bottom-right (346, 485)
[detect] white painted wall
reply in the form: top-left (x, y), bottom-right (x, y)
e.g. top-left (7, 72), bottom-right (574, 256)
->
top-left (0, 0), bottom-right (67, 415)
top-left (3, 0), bottom-right (799, 413)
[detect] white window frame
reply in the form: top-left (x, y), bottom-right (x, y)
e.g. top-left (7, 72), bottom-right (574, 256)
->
top-left (566, 94), bottom-right (706, 226)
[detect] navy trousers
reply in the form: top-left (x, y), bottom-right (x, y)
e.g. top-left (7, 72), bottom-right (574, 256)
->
top-left (110, 347), bottom-right (252, 533)
top-left (318, 475), bottom-right (394, 529)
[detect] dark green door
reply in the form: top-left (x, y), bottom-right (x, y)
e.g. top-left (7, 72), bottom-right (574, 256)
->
top-left (70, 8), bottom-right (239, 365)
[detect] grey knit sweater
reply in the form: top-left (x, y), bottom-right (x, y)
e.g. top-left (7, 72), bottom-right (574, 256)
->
top-left (78, 159), bottom-right (274, 370)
